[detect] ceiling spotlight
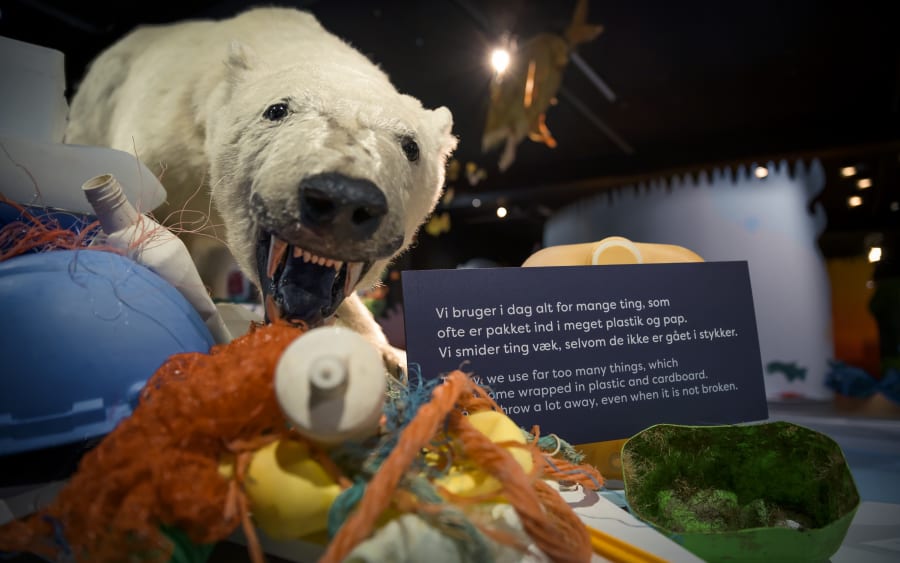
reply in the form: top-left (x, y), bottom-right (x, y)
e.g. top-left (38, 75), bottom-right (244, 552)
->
top-left (868, 246), bottom-right (882, 263)
top-left (496, 206), bottom-right (508, 218)
top-left (840, 166), bottom-right (857, 177)
top-left (472, 197), bottom-right (482, 208)
top-left (491, 48), bottom-right (511, 73)
top-left (754, 166), bottom-right (769, 179)
top-left (848, 195), bottom-right (863, 208)
top-left (856, 178), bottom-right (872, 189)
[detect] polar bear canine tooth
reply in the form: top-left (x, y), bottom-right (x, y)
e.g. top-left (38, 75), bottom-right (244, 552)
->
top-left (344, 262), bottom-right (364, 297)
top-left (267, 236), bottom-right (289, 279)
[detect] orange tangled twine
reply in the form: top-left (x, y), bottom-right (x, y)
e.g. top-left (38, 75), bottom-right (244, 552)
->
top-left (0, 323), bottom-right (305, 561)
top-left (0, 318), bottom-right (601, 562)
top-left (0, 194), bottom-right (101, 261)
top-left (322, 371), bottom-right (599, 563)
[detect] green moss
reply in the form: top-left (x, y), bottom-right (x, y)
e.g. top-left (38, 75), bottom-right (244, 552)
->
top-left (622, 422), bottom-right (859, 532)
top-left (658, 488), bottom-right (740, 532)
top-left (653, 487), bottom-right (821, 533)
top-left (741, 498), bottom-right (770, 528)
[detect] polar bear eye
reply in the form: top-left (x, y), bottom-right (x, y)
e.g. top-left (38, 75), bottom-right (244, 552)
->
top-left (263, 103), bottom-right (289, 121)
top-left (400, 136), bottom-right (419, 162)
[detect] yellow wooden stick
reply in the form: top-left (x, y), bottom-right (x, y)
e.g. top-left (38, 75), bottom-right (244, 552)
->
top-left (587, 524), bottom-right (670, 563)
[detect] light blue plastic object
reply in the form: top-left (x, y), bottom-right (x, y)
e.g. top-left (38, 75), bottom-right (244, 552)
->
top-left (0, 249), bottom-right (215, 455)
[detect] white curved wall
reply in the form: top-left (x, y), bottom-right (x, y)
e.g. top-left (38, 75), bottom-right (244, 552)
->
top-left (545, 160), bottom-right (832, 399)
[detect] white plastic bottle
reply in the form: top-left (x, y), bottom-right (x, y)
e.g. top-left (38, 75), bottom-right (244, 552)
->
top-left (82, 173), bottom-right (232, 344)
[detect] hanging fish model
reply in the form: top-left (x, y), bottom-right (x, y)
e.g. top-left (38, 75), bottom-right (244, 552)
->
top-left (482, 0), bottom-right (603, 171)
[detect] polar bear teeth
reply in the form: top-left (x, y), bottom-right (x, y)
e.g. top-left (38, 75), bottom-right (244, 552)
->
top-left (343, 262), bottom-right (365, 297)
top-left (266, 235), bottom-right (343, 274)
top-left (267, 237), bottom-right (289, 279)
top-left (291, 245), bottom-right (342, 270)
top-left (266, 234), bottom-right (365, 298)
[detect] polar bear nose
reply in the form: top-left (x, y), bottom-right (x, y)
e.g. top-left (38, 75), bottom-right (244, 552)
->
top-left (298, 173), bottom-right (388, 240)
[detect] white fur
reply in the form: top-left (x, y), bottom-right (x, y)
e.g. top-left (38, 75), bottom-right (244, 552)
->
top-left (67, 8), bottom-right (456, 367)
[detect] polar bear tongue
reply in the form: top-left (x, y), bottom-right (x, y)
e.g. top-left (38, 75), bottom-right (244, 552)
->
top-left (258, 234), bottom-right (366, 326)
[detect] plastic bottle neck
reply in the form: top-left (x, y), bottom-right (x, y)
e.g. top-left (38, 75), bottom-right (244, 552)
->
top-left (82, 173), bottom-right (140, 234)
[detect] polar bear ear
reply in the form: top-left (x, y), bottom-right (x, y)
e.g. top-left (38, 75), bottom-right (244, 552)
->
top-left (430, 106), bottom-right (458, 155)
top-left (225, 40), bottom-right (256, 74)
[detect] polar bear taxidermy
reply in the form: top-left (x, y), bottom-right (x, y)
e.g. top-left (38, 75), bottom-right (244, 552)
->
top-left (66, 7), bottom-right (457, 368)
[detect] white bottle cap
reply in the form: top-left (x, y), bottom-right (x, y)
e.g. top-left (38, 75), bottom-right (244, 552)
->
top-left (275, 326), bottom-right (386, 444)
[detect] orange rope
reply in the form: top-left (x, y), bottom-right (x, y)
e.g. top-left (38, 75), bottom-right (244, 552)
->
top-left (431, 441), bottom-right (544, 508)
top-left (320, 370), bottom-right (473, 563)
top-left (456, 375), bottom-right (505, 413)
top-left (528, 423), bottom-right (603, 490)
top-left (542, 455), bottom-right (605, 491)
top-left (532, 479), bottom-right (594, 561)
top-left (449, 414), bottom-right (593, 563)
top-left (236, 450), bottom-right (265, 563)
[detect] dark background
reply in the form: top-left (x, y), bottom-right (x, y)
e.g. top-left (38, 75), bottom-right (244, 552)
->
top-left (1, 0), bottom-right (898, 268)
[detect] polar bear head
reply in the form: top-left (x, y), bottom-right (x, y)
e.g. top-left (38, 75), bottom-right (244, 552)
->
top-left (205, 42), bottom-right (456, 326)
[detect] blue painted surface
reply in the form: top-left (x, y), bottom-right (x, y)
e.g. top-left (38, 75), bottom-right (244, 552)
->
top-left (0, 250), bottom-right (214, 455)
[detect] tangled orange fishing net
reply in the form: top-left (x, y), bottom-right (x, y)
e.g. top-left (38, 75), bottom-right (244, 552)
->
top-left (0, 317), bottom-right (602, 562)
top-left (0, 323), bottom-right (305, 561)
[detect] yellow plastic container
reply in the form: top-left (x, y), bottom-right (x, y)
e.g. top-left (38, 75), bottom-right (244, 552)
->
top-left (522, 236), bottom-right (704, 478)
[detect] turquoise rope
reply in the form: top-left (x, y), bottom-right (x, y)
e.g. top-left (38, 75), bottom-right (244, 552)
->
top-left (406, 477), bottom-right (494, 563)
top-left (327, 479), bottom-right (367, 538)
top-left (522, 429), bottom-right (586, 465)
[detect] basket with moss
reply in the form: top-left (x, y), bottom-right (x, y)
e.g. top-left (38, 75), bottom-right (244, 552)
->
top-left (622, 422), bottom-right (859, 562)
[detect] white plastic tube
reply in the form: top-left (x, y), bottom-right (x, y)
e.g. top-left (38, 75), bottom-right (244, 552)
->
top-left (82, 173), bottom-right (232, 344)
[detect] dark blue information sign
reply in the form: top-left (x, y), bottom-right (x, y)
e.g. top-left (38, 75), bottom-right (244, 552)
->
top-left (402, 262), bottom-right (768, 444)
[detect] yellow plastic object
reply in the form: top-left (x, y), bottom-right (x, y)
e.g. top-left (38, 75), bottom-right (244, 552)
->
top-left (522, 236), bottom-right (703, 267)
top-left (227, 439), bottom-right (341, 539)
top-left (522, 236), bottom-right (704, 479)
top-left (575, 439), bottom-right (627, 480)
top-left (436, 410), bottom-right (533, 496)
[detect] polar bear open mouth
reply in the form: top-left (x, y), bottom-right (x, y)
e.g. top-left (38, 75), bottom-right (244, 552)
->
top-left (256, 231), bottom-right (371, 326)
